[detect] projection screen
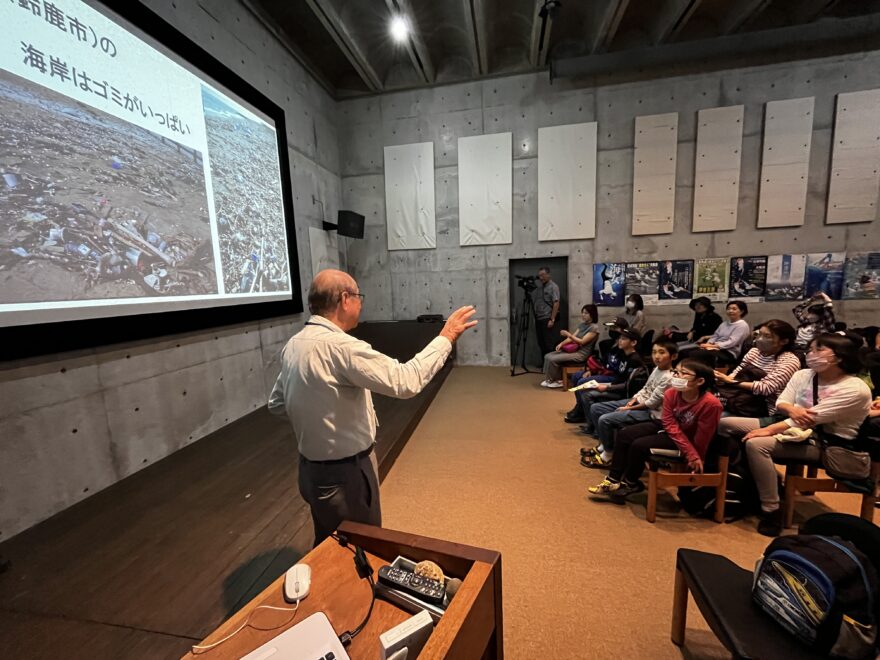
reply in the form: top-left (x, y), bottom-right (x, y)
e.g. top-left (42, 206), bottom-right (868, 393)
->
top-left (0, 0), bottom-right (300, 358)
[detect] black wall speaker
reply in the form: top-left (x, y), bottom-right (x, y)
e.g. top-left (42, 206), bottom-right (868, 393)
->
top-left (337, 210), bottom-right (365, 239)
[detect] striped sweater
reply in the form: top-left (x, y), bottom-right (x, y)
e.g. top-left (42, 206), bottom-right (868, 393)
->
top-left (729, 348), bottom-right (802, 414)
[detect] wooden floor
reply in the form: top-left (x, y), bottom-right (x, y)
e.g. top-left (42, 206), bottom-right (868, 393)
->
top-left (0, 363), bottom-right (449, 659)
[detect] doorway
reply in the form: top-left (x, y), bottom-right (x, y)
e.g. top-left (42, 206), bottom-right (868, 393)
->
top-left (508, 257), bottom-right (569, 370)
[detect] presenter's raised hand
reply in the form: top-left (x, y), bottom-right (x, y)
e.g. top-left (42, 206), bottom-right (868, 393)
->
top-left (440, 306), bottom-right (479, 343)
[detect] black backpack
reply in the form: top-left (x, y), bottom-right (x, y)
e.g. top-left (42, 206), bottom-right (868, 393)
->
top-left (752, 534), bottom-right (879, 659)
top-left (677, 439), bottom-right (761, 522)
top-left (677, 465), bottom-right (760, 521)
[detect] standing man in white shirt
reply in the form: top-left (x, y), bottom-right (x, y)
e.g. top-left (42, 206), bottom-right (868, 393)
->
top-left (269, 269), bottom-right (477, 545)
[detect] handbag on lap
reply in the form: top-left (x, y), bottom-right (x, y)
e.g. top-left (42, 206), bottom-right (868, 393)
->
top-left (715, 363), bottom-right (769, 417)
top-left (811, 374), bottom-right (872, 481)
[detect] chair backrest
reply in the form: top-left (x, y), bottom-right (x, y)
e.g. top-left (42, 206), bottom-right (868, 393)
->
top-left (638, 329), bottom-right (655, 356)
top-left (625, 365), bottom-right (649, 398)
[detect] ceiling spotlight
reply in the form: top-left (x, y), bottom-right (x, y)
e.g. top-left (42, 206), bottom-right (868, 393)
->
top-left (390, 15), bottom-right (409, 42)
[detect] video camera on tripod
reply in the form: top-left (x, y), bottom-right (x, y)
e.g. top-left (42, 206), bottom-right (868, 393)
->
top-left (511, 275), bottom-right (539, 376)
top-left (515, 274), bottom-right (537, 292)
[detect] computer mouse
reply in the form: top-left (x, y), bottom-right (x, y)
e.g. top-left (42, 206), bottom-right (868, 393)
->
top-left (284, 563), bottom-right (311, 602)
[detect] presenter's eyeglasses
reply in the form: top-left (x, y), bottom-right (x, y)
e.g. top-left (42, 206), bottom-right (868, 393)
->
top-left (342, 291), bottom-right (366, 302)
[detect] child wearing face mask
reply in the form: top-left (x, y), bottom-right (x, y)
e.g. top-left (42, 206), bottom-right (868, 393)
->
top-left (587, 359), bottom-right (722, 500)
top-left (739, 333), bottom-right (871, 536)
top-left (624, 294), bottom-right (647, 335)
top-left (792, 292), bottom-right (836, 349)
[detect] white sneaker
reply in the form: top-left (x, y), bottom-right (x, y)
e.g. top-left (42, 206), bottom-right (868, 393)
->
top-left (540, 379), bottom-right (551, 387)
top-left (546, 380), bottom-right (564, 388)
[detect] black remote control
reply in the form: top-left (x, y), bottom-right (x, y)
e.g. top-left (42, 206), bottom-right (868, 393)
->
top-left (377, 565), bottom-right (446, 604)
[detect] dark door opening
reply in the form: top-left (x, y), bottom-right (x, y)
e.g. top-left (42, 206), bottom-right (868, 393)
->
top-left (509, 257), bottom-right (569, 371)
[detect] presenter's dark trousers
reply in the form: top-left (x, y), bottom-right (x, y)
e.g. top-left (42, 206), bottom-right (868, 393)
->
top-left (535, 318), bottom-right (554, 358)
top-left (298, 447), bottom-right (381, 547)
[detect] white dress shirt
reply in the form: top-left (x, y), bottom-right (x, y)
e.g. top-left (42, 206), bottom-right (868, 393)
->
top-left (268, 316), bottom-right (453, 461)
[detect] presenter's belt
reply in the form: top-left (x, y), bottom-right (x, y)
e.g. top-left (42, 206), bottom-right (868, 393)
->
top-left (303, 443), bottom-right (374, 465)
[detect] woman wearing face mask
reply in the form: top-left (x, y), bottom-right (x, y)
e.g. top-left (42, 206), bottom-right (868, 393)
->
top-left (739, 334), bottom-right (871, 536)
top-left (715, 320), bottom-right (802, 427)
top-left (588, 359), bottom-right (722, 500)
top-left (624, 294), bottom-right (647, 335)
top-left (792, 292), bottom-right (835, 349)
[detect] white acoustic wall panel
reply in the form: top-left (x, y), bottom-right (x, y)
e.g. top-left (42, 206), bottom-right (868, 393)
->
top-left (827, 89), bottom-right (880, 224)
top-left (692, 105), bottom-right (744, 232)
top-left (758, 97), bottom-right (814, 228)
top-left (632, 113), bottom-right (678, 236)
top-left (308, 226), bottom-right (339, 279)
top-left (384, 142), bottom-right (436, 250)
top-left (538, 122), bottom-right (597, 241)
top-left (459, 132), bottom-right (512, 246)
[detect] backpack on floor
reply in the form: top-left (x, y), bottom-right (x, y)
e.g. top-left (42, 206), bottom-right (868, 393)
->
top-left (677, 440), bottom-right (761, 522)
top-left (752, 534), bottom-right (879, 659)
top-left (676, 465), bottom-right (760, 522)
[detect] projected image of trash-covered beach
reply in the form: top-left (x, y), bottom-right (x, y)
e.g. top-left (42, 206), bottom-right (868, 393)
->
top-left (0, 68), bottom-right (216, 304)
top-left (202, 87), bottom-right (289, 295)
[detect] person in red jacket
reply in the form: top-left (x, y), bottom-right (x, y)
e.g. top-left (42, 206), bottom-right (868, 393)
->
top-left (588, 359), bottom-right (722, 500)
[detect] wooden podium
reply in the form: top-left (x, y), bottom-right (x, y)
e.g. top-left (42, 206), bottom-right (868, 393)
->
top-left (183, 521), bottom-right (503, 659)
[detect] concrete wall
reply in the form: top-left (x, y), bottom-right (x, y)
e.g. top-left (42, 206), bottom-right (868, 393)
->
top-left (340, 51), bottom-right (880, 366)
top-left (0, 0), bottom-right (342, 540)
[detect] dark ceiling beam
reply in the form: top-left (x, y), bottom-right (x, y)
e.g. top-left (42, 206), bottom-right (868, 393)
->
top-left (461, 0), bottom-right (489, 75)
top-left (528, 0), bottom-right (551, 67)
top-left (553, 13), bottom-right (880, 80)
top-left (791, 0), bottom-right (843, 24)
top-left (239, 0), bottom-right (337, 97)
top-left (304, 0), bottom-right (383, 92)
top-left (385, 0), bottom-right (435, 84)
top-left (586, 0), bottom-right (631, 53)
top-left (529, 0), bottom-right (553, 69)
top-left (650, 0), bottom-right (703, 44)
top-left (718, 0), bottom-right (773, 35)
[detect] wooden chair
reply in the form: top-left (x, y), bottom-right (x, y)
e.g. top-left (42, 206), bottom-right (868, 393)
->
top-left (561, 364), bottom-right (587, 390)
top-left (780, 459), bottom-right (879, 529)
top-left (645, 438), bottom-right (733, 524)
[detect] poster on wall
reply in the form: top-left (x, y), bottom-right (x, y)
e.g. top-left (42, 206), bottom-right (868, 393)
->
top-left (765, 254), bottom-right (807, 301)
top-left (729, 256), bottom-right (767, 302)
top-left (625, 262), bottom-right (660, 303)
top-left (658, 259), bottom-right (694, 303)
top-left (843, 252), bottom-right (880, 299)
top-left (592, 263), bottom-right (626, 306)
top-left (805, 252), bottom-right (846, 300)
top-left (694, 258), bottom-right (730, 302)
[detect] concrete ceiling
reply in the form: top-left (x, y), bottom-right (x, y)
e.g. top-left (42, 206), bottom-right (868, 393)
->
top-left (244, 0), bottom-right (880, 98)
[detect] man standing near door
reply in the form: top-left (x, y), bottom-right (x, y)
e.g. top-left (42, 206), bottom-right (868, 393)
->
top-left (534, 266), bottom-right (561, 358)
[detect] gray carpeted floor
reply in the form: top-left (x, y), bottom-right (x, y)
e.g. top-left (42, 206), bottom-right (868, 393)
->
top-left (380, 366), bottom-right (864, 659)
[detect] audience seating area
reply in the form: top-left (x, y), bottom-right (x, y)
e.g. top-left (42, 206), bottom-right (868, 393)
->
top-left (545, 302), bottom-right (880, 534)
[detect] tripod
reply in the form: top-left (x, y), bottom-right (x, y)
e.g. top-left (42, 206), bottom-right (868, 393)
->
top-left (510, 287), bottom-right (537, 376)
